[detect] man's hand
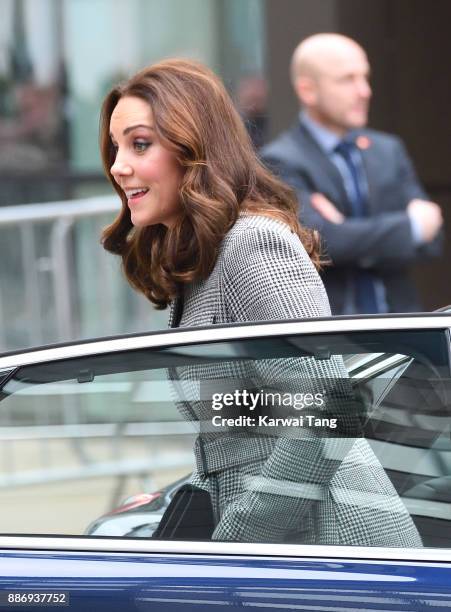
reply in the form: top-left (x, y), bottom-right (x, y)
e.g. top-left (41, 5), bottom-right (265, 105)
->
top-left (407, 199), bottom-right (443, 243)
top-left (311, 193), bottom-right (345, 224)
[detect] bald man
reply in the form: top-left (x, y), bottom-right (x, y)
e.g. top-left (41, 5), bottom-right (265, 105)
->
top-left (262, 33), bottom-right (443, 315)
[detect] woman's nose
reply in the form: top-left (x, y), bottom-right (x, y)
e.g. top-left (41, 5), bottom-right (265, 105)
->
top-left (110, 154), bottom-right (133, 179)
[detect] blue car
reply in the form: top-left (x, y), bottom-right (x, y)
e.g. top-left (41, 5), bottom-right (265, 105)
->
top-left (0, 313), bottom-right (451, 610)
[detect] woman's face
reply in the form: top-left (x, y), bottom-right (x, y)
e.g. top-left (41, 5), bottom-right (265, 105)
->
top-left (109, 96), bottom-right (184, 228)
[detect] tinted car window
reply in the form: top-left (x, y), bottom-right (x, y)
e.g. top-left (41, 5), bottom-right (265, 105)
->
top-left (0, 329), bottom-right (449, 547)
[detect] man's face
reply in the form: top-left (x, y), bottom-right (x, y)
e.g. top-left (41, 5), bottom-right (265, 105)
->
top-left (303, 46), bottom-right (371, 134)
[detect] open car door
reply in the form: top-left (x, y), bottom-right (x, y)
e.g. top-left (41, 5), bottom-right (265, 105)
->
top-left (1, 313), bottom-right (451, 611)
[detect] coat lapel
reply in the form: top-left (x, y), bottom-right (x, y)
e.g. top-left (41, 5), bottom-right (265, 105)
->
top-left (358, 136), bottom-right (381, 216)
top-left (168, 294), bottom-right (184, 328)
top-left (292, 125), bottom-right (350, 213)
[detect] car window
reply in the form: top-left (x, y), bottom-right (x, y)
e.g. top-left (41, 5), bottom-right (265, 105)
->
top-left (0, 328), bottom-right (450, 548)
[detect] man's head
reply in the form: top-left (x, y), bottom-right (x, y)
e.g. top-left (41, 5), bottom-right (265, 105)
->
top-left (290, 33), bottom-right (371, 135)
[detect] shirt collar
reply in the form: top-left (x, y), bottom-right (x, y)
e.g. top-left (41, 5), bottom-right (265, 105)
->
top-left (299, 111), bottom-right (347, 154)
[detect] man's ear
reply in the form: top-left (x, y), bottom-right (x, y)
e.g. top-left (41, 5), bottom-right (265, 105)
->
top-left (294, 76), bottom-right (317, 106)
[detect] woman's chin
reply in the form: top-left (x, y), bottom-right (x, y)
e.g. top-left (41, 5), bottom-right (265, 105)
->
top-left (130, 213), bottom-right (154, 228)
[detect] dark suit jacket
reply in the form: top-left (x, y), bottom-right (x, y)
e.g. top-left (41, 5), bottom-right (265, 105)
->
top-left (261, 123), bottom-right (442, 314)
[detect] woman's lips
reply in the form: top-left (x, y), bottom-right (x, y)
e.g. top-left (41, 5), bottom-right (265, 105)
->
top-left (127, 189), bottom-right (149, 204)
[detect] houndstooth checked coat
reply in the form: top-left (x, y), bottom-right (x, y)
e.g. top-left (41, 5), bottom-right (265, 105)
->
top-left (168, 214), bottom-right (422, 547)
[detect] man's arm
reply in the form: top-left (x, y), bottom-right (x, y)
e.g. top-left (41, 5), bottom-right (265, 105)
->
top-left (310, 192), bottom-right (443, 267)
top-left (394, 137), bottom-right (443, 259)
top-left (264, 155), bottom-right (442, 268)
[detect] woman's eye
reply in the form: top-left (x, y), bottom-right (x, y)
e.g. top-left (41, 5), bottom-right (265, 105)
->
top-left (134, 140), bottom-right (150, 153)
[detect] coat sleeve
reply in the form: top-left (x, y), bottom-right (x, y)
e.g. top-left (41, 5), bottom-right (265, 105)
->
top-left (212, 226), bottom-right (364, 543)
top-left (392, 137), bottom-right (443, 259)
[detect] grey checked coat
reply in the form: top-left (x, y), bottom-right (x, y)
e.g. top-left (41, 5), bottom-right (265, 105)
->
top-left (168, 215), bottom-right (421, 547)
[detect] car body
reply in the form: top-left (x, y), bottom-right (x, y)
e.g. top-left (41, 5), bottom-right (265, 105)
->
top-left (1, 313), bottom-right (451, 610)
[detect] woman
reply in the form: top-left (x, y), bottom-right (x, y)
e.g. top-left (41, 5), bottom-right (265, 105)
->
top-left (100, 59), bottom-right (421, 547)
top-left (100, 59), bottom-right (326, 327)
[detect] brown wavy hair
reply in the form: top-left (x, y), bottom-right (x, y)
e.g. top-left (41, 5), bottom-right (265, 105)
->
top-left (100, 58), bottom-right (322, 308)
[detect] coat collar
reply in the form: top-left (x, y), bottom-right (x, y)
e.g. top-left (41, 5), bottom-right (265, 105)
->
top-left (168, 294), bottom-right (184, 328)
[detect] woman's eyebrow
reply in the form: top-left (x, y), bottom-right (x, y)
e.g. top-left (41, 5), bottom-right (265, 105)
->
top-left (109, 124), bottom-right (155, 141)
top-left (123, 124), bottom-right (155, 135)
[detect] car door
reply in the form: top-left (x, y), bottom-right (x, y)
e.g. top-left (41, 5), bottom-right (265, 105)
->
top-left (0, 313), bottom-right (451, 611)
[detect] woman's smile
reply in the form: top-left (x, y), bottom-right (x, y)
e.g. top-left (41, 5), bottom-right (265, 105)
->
top-left (124, 187), bottom-right (150, 204)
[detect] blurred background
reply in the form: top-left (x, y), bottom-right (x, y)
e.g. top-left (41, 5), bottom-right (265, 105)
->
top-left (1, 0), bottom-right (451, 352)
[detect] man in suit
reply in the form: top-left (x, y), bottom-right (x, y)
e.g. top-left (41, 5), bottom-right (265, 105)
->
top-left (262, 33), bottom-right (443, 314)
